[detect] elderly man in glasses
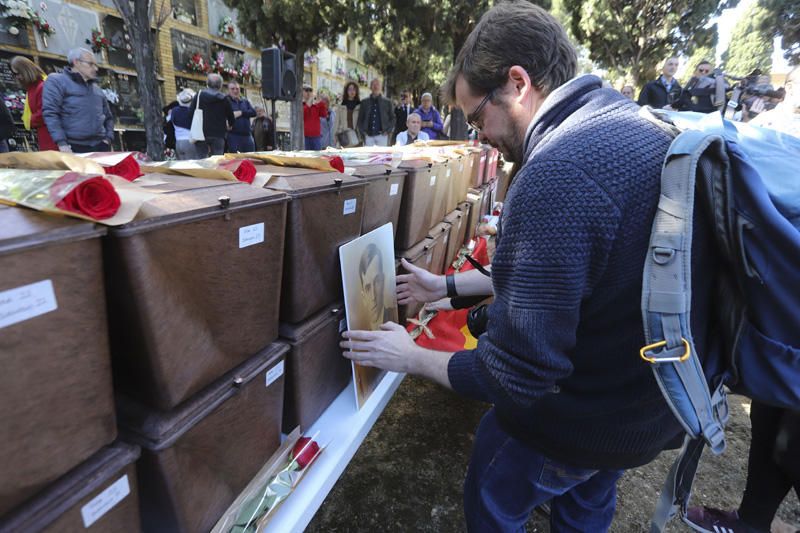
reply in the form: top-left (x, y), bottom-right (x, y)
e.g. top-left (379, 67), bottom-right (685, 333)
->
top-left (42, 48), bottom-right (115, 153)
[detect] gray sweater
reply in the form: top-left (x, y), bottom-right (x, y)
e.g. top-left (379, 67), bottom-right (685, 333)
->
top-left (42, 67), bottom-right (114, 147)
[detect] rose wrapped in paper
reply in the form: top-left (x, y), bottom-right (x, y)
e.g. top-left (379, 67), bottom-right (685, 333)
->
top-left (228, 436), bottom-right (321, 532)
top-left (100, 153), bottom-right (143, 181)
top-left (0, 169), bottom-right (121, 221)
top-left (219, 159), bottom-right (257, 184)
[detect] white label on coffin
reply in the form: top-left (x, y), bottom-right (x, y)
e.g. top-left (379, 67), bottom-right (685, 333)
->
top-left (343, 198), bottom-right (357, 215)
top-left (239, 223), bottom-right (265, 248)
top-left (0, 280), bottom-right (58, 329)
top-left (429, 175), bottom-right (436, 187)
top-left (389, 183), bottom-right (399, 196)
top-left (81, 475), bottom-right (130, 527)
top-left (266, 360), bottom-right (285, 387)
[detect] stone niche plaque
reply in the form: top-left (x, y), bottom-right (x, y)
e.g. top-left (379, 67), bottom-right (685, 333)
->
top-left (175, 76), bottom-right (205, 95)
top-left (171, 28), bottom-right (210, 73)
top-left (33, 2), bottom-right (99, 58)
top-left (172, 0), bottom-right (198, 26)
top-left (0, 17), bottom-right (30, 47)
top-left (103, 15), bottom-right (134, 69)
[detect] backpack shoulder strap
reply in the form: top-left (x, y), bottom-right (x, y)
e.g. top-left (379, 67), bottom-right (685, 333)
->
top-left (642, 130), bottom-right (731, 532)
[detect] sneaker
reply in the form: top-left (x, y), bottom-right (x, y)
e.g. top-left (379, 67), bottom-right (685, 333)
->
top-left (684, 506), bottom-right (763, 533)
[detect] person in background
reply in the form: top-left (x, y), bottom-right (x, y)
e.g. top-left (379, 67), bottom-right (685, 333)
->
top-left (252, 106), bottom-right (275, 151)
top-left (637, 57), bottom-right (682, 109)
top-left (226, 81), bottom-right (256, 152)
top-left (394, 89), bottom-right (413, 143)
top-left (42, 48), bottom-right (114, 153)
top-left (620, 85), bottom-right (635, 99)
top-left (0, 98), bottom-right (13, 152)
top-left (191, 73), bottom-right (234, 157)
top-left (414, 92), bottom-right (444, 140)
top-left (167, 88), bottom-right (197, 160)
top-left (335, 81), bottom-right (361, 147)
top-left (675, 61), bottom-right (721, 114)
top-left (395, 112), bottom-right (429, 145)
top-left (319, 93), bottom-right (335, 149)
top-left (303, 86), bottom-right (328, 150)
top-left (11, 56), bottom-right (56, 151)
top-left (750, 67), bottom-right (799, 137)
top-left (357, 78), bottom-right (394, 146)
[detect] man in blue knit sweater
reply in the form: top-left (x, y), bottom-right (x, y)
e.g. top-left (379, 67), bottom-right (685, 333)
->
top-left (342, 2), bottom-right (715, 530)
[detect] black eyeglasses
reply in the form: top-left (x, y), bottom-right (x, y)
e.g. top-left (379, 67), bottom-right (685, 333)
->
top-left (467, 89), bottom-right (495, 132)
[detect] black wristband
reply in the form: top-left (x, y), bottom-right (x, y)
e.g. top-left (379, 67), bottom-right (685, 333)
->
top-left (446, 273), bottom-right (458, 298)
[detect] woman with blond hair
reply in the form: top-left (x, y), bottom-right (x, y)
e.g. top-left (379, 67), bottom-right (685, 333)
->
top-left (11, 56), bottom-right (57, 150)
top-left (334, 81), bottom-right (361, 147)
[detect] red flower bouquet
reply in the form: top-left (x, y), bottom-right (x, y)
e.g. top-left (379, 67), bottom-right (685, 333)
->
top-left (220, 159), bottom-right (257, 184)
top-left (49, 172), bottom-right (121, 220)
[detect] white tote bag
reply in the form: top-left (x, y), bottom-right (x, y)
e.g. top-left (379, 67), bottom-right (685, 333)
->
top-left (189, 90), bottom-right (205, 144)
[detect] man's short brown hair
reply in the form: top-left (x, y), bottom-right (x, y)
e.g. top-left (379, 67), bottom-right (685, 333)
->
top-left (443, 1), bottom-right (577, 104)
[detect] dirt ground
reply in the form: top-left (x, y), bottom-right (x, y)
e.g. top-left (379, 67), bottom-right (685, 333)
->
top-left (307, 375), bottom-right (799, 532)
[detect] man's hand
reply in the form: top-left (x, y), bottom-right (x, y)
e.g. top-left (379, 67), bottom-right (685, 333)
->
top-left (58, 144), bottom-right (73, 153)
top-left (103, 139), bottom-right (111, 145)
top-left (234, 110), bottom-right (243, 118)
top-left (341, 322), bottom-right (421, 374)
top-left (342, 322), bottom-right (454, 389)
top-left (397, 258), bottom-right (445, 306)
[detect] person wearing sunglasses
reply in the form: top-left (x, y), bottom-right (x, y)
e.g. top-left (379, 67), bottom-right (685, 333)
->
top-left (42, 48), bottom-right (114, 153)
top-left (342, 2), bottom-right (716, 531)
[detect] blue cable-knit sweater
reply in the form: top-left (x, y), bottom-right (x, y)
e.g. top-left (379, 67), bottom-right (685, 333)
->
top-left (448, 75), bottom-right (716, 470)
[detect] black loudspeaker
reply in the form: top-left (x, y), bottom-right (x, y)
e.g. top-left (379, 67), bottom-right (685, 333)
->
top-left (261, 48), bottom-right (297, 101)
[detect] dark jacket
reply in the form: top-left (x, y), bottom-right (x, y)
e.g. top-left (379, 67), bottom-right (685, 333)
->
top-left (170, 105), bottom-right (192, 130)
top-left (357, 94), bottom-right (394, 136)
top-left (0, 100), bottom-right (14, 141)
top-left (448, 75), bottom-right (716, 470)
top-left (191, 89), bottom-right (235, 139)
top-left (227, 96), bottom-right (256, 136)
top-left (394, 103), bottom-right (414, 134)
top-left (637, 76), bottom-right (682, 108)
top-left (675, 77), bottom-right (719, 113)
top-left (42, 67), bottom-right (115, 147)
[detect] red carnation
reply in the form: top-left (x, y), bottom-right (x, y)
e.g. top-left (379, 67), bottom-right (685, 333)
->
top-left (50, 172), bottom-right (121, 220)
top-left (290, 437), bottom-right (320, 470)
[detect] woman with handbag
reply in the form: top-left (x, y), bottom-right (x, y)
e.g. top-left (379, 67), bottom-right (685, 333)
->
top-left (334, 81), bottom-right (361, 148)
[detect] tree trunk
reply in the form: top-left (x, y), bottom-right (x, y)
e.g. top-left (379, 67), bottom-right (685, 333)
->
top-left (290, 45), bottom-right (306, 151)
top-left (449, 108), bottom-right (468, 140)
top-left (119, 0), bottom-right (165, 161)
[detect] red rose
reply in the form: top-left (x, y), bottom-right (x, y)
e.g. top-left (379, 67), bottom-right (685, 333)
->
top-left (220, 159), bottom-right (256, 184)
top-left (324, 155), bottom-right (345, 173)
top-left (50, 172), bottom-right (121, 220)
top-left (290, 437), bottom-right (320, 470)
top-left (104, 154), bottom-right (143, 181)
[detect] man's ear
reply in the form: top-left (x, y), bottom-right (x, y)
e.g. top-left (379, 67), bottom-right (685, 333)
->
top-left (507, 65), bottom-right (533, 104)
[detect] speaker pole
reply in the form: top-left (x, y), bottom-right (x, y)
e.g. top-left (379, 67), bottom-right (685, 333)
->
top-left (271, 98), bottom-right (278, 150)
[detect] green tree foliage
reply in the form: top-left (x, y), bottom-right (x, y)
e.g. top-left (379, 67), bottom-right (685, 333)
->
top-left (564, 0), bottom-right (737, 86)
top-left (758, 0), bottom-right (799, 65)
top-left (722, 2), bottom-right (774, 76)
top-left (224, 0), bottom-right (349, 149)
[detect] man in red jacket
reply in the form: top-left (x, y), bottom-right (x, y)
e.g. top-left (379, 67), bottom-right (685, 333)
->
top-left (302, 86), bottom-right (328, 150)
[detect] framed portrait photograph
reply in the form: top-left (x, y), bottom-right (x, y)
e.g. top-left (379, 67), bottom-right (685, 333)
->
top-left (339, 223), bottom-right (398, 408)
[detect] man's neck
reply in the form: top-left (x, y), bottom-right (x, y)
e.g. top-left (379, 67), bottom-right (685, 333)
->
top-left (661, 74), bottom-right (673, 84)
top-left (371, 93), bottom-right (380, 98)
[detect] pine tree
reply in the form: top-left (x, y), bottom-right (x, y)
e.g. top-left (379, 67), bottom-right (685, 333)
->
top-left (722, 2), bottom-right (774, 76)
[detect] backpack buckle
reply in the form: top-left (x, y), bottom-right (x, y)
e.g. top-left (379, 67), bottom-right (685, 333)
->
top-left (640, 338), bottom-right (691, 363)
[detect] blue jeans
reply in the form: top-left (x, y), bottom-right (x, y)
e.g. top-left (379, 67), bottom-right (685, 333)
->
top-left (304, 136), bottom-right (322, 150)
top-left (194, 137), bottom-right (225, 157)
top-left (464, 408), bottom-right (624, 532)
top-left (227, 133), bottom-right (255, 153)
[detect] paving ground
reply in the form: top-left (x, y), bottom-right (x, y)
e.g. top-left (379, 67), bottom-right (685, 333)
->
top-left (306, 375), bottom-right (799, 532)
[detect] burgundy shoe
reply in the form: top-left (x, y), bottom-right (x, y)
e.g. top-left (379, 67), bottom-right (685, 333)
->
top-left (684, 506), bottom-right (763, 533)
